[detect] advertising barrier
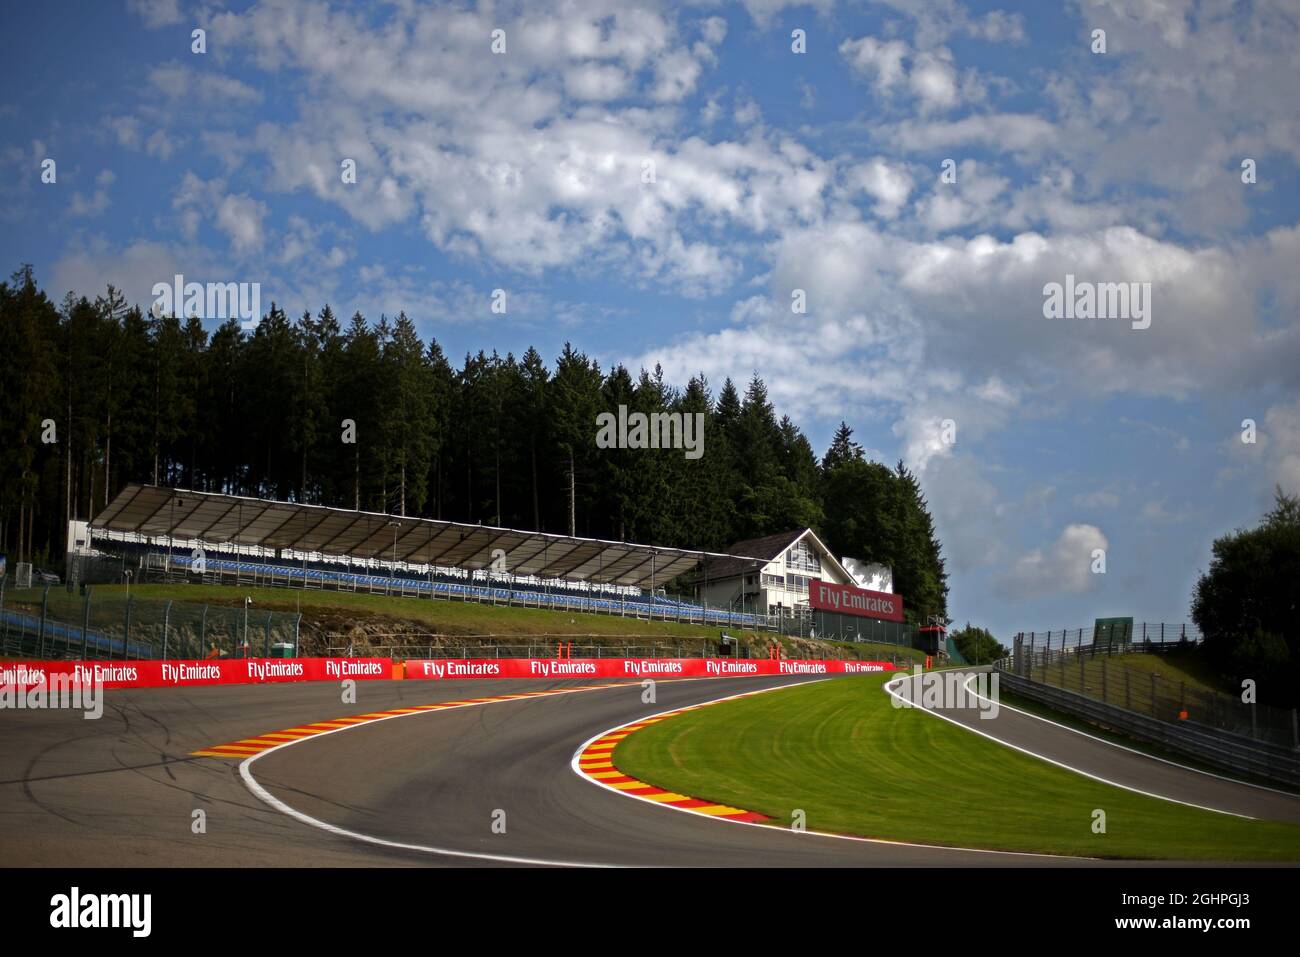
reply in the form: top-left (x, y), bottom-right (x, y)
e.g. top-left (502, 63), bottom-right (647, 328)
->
top-left (1, 656), bottom-right (901, 691)
top-left (402, 658), bottom-right (902, 680)
top-left (0, 657), bottom-right (392, 689)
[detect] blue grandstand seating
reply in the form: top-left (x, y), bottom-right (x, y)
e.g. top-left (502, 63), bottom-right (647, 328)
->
top-left (129, 545), bottom-right (764, 627)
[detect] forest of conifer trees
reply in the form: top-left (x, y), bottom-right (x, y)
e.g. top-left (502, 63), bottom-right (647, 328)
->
top-left (0, 265), bottom-right (948, 623)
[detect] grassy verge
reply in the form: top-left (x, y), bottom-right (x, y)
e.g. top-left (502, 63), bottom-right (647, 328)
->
top-left (613, 674), bottom-right (1300, 860)
top-left (9, 582), bottom-right (922, 662)
top-left (1030, 648), bottom-right (1230, 700)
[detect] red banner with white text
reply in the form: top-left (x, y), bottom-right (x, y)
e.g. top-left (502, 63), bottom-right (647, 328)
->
top-left (0, 657), bottom-right (393, 689)
top-left (807, 579), bottom-right (905, 622)
top-left (401, 658), bottom-right (901, 680)
top-left (1, 657), bottom-right (902, 690)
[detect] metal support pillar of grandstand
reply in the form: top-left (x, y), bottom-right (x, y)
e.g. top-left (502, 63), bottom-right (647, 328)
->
top-left (425, 523), bottom-right (434, 599)
top-left (168, 494), bottom-right (175, 580)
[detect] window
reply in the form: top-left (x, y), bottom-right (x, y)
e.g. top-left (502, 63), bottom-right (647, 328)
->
top-left (786, 573), bottom-right (812, 593)
top-left (786, 539), bottom-right (820, 574)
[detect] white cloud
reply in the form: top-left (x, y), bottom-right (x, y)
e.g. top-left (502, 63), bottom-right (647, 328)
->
top-left (127, 0), bottom-right (182, 29)
top-left (907, 51), bottom-right (959, 112)
top-left (852, 157), bottom-right (914, 220)
top-left (172, 174), bottom-right (267, 257)
top-left (149, 65), bottom-right (263, 105)
top-left (69, 169), bottom-right (115, 218)
top-left (997, 524), bottom-right (1109, 597)
top-left (564, 63), bottom-right (630, 101)
top-left (840, 36), bottom-right (909, 91)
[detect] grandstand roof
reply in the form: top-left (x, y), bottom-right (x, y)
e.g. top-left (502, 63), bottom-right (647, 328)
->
top-left (91, 484), bottom-right (769, 589)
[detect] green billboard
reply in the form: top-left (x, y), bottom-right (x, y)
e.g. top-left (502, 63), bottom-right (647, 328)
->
top-left (1093, 617), bottom-right (1134, 650)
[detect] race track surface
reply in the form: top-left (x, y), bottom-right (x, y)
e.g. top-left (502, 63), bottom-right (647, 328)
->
top-left (3, 671), bottom-right (1296, 866)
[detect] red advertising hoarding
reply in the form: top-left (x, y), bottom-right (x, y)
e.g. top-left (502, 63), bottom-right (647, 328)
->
top-left (808, 579), bottom-right (904, 622)
top-left (402, 658), bottom-right (901, 680)
top-left (0, 657), bottom-right (393, 690)
top-left (0, 656), bottom-right (904, 691)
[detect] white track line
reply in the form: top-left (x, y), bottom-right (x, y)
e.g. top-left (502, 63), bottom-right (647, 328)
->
top-left (571, 678), bottom-right (1091, 861)
top-left (236, 674), bottom-right (841, 867)
top-left (885, 673), bottom-right (1255, 819)
top-left (960, 673), bottom-right (1300, 799)
top-left (240, 682), bottom-right (639, 867)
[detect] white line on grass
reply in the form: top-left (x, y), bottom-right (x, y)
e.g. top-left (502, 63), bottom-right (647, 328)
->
top-left (884, 673), bottom-right (1255, 819)
top-left (959, 672), bottom-right (1300, 799)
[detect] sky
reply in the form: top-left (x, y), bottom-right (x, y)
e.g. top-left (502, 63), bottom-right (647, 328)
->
top-left (1, 0), bottom-right (1298, 639)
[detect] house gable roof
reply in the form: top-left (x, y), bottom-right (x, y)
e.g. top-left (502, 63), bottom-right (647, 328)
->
top-left (694, 528), bottom-right (853, 584)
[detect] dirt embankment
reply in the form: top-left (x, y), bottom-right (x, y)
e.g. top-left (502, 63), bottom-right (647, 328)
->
top-left (298, 607), bottom-right (913, 663)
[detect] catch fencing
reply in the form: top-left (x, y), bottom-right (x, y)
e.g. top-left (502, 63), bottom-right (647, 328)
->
top-left (999, 625), bottom-right (1300, 786)
top-left (116, 548), bottom-right (922, 649)
top-left (0, 575), bottom-right (301, 661)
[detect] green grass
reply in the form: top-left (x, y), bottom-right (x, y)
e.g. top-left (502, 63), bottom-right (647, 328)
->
top-left (15, 582), bottom-right (919, 662)
top-left (613, 674), bottom-right (1300, 860)
top-left (1032, 648), bottom-right (1230, 699)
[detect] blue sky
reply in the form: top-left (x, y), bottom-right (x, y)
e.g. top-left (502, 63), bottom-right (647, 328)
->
top-left (2, 0), bottom-right (1299, 639)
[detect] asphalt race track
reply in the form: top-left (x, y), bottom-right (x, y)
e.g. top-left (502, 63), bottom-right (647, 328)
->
top-left (3, 671), bottom-right (1297, 867)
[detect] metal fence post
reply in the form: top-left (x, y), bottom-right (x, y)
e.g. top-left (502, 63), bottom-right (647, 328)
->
top-left (1150, 673), bottom-right (1157, 717)
top-left (38, 583), bottom-right (49, 657)
top-left (82, 586), bottom-right (91, 659)
top-left (124, 595), bottom-right (133, 655)
top-left (162, 600), bottom-right (172, 660)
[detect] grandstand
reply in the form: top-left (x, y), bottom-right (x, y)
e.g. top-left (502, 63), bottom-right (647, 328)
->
top-left (83, 484), bottom-right (775, 629)
top-left (74, 485), bottom-right (919, 646)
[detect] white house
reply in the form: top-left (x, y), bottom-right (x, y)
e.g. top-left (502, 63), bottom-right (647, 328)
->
top-left (694, 528), bottom-right (893, 617)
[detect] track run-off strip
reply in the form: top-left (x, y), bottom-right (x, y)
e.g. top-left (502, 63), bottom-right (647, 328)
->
top-left (569, 679), bottom-right (1086, 861)
top-left (192, 684), bottom-right (633, 759)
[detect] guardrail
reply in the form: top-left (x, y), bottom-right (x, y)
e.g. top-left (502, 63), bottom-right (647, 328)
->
top-left (995, 655), bottom-right (1300, 789)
